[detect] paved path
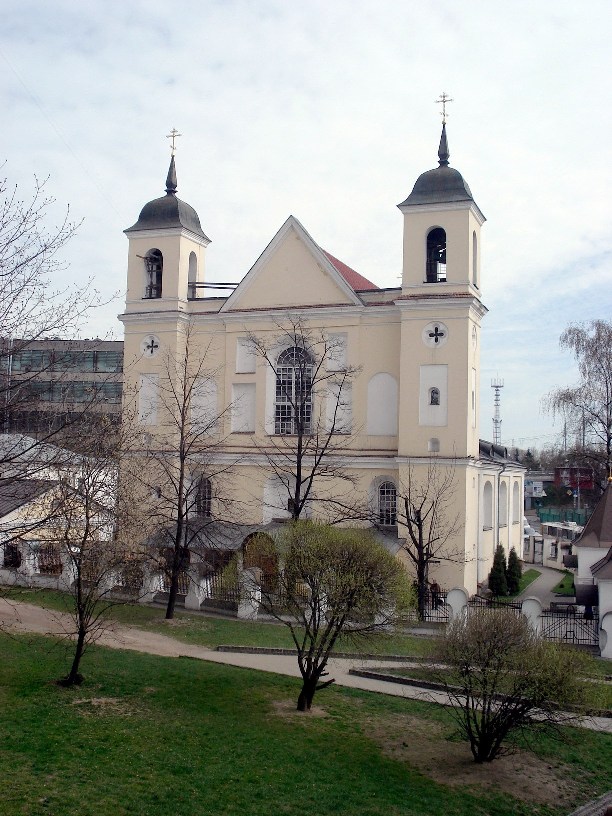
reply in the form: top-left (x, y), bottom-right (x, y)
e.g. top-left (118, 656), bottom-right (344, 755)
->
top-left (517, 563), bottom-right (569, 606)
top-left (1, 598), bottom-right (610, 734)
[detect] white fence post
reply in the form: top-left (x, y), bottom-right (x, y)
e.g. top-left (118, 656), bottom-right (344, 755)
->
top-left (237, 567), bottom-right (260, 620)
top-left (521, 596), bottom-right (543, 634)
top-left (446, 587), bottom-right (469, 621)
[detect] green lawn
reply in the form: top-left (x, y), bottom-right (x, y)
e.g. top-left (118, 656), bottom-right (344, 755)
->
top-left (552, 571), bottom-right (576, 597)
top-left (3, 587), bottom-right (436, 657)
top-left (1, 632), bottom-right (610, 816)
top-left (510, 567), bottom-right (541, 596)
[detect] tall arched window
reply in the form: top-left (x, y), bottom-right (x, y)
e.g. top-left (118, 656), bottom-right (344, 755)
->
top-left (429, 387), bottom-right (440, 406)
top-left (512, 482), bottom-right (520, 523)
top-left (472, 231), bottom-right (478, 286)
top-left (483, 481), bottom-right (493, 530)
top-left (274, 346), bottom-right (313, 435)
top-left (195, 476), bottom-right (212, 517)
top-left (499, 482), bottom-right (508, 528)
top-left (188, 251), bottom-right (197, 299)
top-left (426, 228), bottom-right (447, 283)
top-left (144, 249), bottom-right (163, 299)
top-left (378, 481), bottom-right (397, 525)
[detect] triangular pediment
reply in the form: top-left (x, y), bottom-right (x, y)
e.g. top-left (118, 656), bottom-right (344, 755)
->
top-left (221, 216), bottom-right (363, 312)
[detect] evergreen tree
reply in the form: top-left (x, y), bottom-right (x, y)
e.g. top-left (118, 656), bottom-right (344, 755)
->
top-left (488, 545), bottom-right (508, 596)
top-left (506, 546), bottom-right (522, 595)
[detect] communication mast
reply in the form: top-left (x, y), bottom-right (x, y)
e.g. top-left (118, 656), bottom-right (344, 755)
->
top-left (491, 378), bottom-right (504, 445)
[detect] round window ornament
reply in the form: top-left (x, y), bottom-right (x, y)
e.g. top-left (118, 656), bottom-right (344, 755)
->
top-left (422, 322), bottom-right (448, 348)
top-left (140, 335), bottom-right (161, 357)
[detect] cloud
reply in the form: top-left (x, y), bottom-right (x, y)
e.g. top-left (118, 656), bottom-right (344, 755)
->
top-left (1, 0), bottom-right (611, 446)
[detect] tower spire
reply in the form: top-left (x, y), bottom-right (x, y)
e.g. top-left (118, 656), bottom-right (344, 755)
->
top-left (435, 92), bottom-right (452, 166)
top-left (438, 123), bottom-right (450, 167)
top-left (164, 127), bottom-right (181, 195)
top-left (165, 155), bottom-right (177, 195)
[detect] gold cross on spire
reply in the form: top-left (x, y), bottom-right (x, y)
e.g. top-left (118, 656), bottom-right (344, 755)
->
top-left (166, 128), bottom-right (182, 156)
top-left (435, 92), bottom-right (453, 124)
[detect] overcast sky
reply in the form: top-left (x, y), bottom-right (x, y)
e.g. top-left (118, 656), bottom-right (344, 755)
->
top-left (2, 1), bottom-right (611, 451)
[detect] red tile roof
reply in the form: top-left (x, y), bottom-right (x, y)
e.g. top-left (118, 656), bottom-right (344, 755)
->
top-left (323, 251), bottom-right (379, 291)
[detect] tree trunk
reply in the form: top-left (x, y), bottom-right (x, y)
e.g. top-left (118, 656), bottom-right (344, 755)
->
top-left (296, 675), bottom-right (318, 712)
top-left (62, 626), bottom-right (86, 686)
top-left (417, 559), bottom-right (428, 620)
top-left (166, 568), bottom-right (179, 620)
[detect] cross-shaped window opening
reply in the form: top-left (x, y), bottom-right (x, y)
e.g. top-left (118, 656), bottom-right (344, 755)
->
top-left (428, 326), bottom-right (445, 344)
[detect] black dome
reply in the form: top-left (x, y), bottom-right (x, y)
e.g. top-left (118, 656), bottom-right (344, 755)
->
top-left (398, 123), bottom-right (478, 209)
top-left (125, 193), bottom-right (209, 239)
top-left (125, 155), bottom-right (209, 241)
top-left (399, 165), bottom-right (473, 208)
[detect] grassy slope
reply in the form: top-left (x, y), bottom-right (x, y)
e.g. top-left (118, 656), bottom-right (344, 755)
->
top-left (1, 633), bottom-right (610, 816)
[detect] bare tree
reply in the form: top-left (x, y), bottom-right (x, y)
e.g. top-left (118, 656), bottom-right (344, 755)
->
top-left (395, 459), bottom-right (463, 619)
top-left (248, 521), bottom-right (412, 711)
top-left (1, 416), bottom-right (145, 685)
top-left (133, 324), bottom-right (234, 620)
top-left (0, 171), bottom-right (106, 524)
top-left (53, 418), bottom-right (146, 686)
top-left (544, 320), bottom-right (612, 491)
top-left (247, 317), bottom-right (359, 522)
top-left (437, 608), bottom-right (592, 762)
top-left (0, 171), bottom-right (102, 422)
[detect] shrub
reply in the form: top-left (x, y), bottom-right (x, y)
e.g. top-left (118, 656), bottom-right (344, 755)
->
top-left (438, 609), bottom-right (592, 762)
top-left (488, 544), bottom-right (508, 596)
top-left (506, 546), bottom-right (522, 595)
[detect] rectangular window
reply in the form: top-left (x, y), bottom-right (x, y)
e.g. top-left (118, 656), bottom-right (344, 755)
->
top-left (327, 333), bottom-right (347, 372)
top-left (138, 374), bottom-right (159, 425)
top-left (95, 351), bottom-right (123, 373)
top-left (235, 338), bottom-right (256, 374)
top-left (231, 383), bottom-right (256, 432)
top-left (326, 382), bottom-right (351, 433)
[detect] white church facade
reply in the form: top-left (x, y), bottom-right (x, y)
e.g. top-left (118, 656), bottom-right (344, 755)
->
top-left (119, 124), bottom-right (524, 596)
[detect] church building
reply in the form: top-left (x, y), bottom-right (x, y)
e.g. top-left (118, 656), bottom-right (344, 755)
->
top-left (119, 123), bottom-right (524, 598)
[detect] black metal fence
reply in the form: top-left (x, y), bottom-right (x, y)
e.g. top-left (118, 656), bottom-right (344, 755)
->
top-left (539, 608), bottom-right (599, 647)
top-left (403, 592), bottom-right (450, 623)
top-left (469, 595), bottom-right (523, 615)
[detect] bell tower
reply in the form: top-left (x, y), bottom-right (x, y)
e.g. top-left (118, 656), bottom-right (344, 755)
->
top-left (123, 140), bottom-right (210, 316)
top-left (396, 114), bottom-right (487, 462)
top-left (398, 122), bottom-right (485, 295)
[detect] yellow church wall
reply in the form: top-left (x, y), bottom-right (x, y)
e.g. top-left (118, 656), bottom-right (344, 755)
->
top-left (125, 230), bottom-right (208, 308)
top-left (118, 136), bottom-right (525, 603)
top-left (400, 204), bottom-right (484, 290)
top-left (226, 229), bottom-right (357, 311)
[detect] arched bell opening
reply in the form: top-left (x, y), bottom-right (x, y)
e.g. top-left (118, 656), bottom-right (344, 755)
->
top-left (188, 251), bottom-right (198, 299)
top-left (144, 248), bottom-right (163, 299)
top-left (426, 228), bottom-right (447, 283)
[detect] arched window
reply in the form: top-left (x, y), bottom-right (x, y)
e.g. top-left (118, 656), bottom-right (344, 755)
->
top-left (472, 231), bottom-right (478, 286)
top-left (378, 481), bottom-right (397, 526)
top-left (188, 251), bottom-right (197, 299)
top-left (144, 249), bottom-right (163, 299)
top-left (499, 482), bottom-right (508, 528)
top-left (483, 481), bottom-right (493, 530)
top-left (512, 482), bottom-right (520, 523)
top-left (426, 228), bottom-right (446, 283)
top-left (429, 387), bottom-right (440, 406)
top-left (195, 477), bottom-right (212, 517)
top-left (274, 346), bottom-right (313, 435)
